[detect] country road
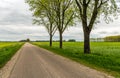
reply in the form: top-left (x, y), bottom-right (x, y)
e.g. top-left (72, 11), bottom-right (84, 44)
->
top-left (8, 43), bottom-right (113, 78)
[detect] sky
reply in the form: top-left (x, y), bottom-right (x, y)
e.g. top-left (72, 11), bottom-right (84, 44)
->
top-left (0, 0), bottom-right (120, 41)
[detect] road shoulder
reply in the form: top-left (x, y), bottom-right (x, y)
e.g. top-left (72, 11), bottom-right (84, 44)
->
top-left (0, 45), bottom-right (24, 78)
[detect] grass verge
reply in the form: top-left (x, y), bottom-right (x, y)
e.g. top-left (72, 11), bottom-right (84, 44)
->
top-left (0, 42), bottom-right (24, 68)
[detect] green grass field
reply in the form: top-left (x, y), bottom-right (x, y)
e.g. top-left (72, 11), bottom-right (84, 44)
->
top-left (33, 42), bottom-right (120, 78)
top-left (0, 42), bottom-right (24, 68)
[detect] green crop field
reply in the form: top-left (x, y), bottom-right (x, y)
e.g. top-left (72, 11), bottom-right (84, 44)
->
top-left (33, 42), bottom-right (120, 77)
top-left (0, 42), bottom-right (24, 68)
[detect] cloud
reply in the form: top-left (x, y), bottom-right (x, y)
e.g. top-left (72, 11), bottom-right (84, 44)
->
top-left (0, 0), bottom-right (120, 41)
top-left (0, 11), bottom-right (32, 25)
top-left (0, 25), bottom-right (48, 41)
top-left (0, 0), bottom-right (32, 25)
top-left (91, 21), bottom-right (120, 38)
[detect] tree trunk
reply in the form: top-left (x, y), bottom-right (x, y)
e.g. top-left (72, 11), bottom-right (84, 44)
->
top-left (50, 35), bottom-right (52, 47)
top-left (59, 32), bottom-right (63, 48)
top-left (84, 31), bottom-right (91, 54)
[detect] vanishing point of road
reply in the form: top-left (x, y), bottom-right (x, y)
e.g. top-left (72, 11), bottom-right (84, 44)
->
top-left (9, 43), bottom-right (113, 78)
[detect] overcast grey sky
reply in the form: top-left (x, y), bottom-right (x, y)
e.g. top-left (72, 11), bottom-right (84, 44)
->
top-left (0, 0), bottom-right (120, 41)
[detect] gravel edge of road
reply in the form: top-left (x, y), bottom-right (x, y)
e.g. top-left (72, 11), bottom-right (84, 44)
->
top-left (0, 45), bottom-right (23, 78)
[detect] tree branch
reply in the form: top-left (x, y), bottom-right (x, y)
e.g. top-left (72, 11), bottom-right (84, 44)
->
top-left (87, 0), bottom-right (91, 5)
top-left (64, 0), bottom-right (72, 11)
top-left (88, 0), bottom-right (99, 32)
top-left (75, 0), bottom-right (83, 17)
top-left (98, 0), bottom-right (108, 9)
top-left (52, 25), bottom-right (57, 36)
top-left (79, 0), bottom-right (83, 5)
top-left (62, 12), bottom-right (74, 33)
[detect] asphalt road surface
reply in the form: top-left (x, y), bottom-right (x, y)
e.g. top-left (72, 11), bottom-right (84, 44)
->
top-left (9, 43), bottom-right (113, 78)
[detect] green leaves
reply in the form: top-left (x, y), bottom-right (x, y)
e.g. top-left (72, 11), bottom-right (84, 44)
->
top-left (26, 0), bottom-right (57, 36)
top-left (75, 0), bottom-right (119, 26)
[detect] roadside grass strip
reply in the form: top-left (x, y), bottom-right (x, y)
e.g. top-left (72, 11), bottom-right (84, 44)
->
top-left (0, 42), bottom-right (24, 68)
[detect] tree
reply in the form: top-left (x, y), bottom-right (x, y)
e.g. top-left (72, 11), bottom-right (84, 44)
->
top-left (75, 0), bottom-right (118, 54)
top-left (51, 0), bottom-right (75, 48)
top-left (68, 39), bottom-right (76, 42)
top-left (104, 35), bottom-right (120, 42)
top-left (26, 0), bottom-right (57, 47)
top-left (27, 38), bottom-right (30, 42)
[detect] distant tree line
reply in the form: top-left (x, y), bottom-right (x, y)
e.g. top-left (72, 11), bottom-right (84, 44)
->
top-left (19, 38), bottom-right (30, 42)
top-left (90, 38), bottom-right (104, 42)
top-left (35, 39), bottom-right (76, 42)
top-left (68, 39), bottom-right (76, 42)
top-left (104, 35), bottom-right (120, 42)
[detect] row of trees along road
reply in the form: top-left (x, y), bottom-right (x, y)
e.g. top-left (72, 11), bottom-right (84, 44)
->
top-left (26, 0), bottom-right (119, 54)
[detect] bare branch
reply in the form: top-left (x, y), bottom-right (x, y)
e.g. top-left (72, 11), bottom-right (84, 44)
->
top-left (64, 0), bottom-right (72, 11)
top-left (52, 26), bottom-right (57, 36)
top-left (62, 12), bottom-right (74, 33)
top-left (87, 0), bottom-right (91, 5)
top-left (79, 0), bottom-right (83, 5)
top-left (98, 0), bottom-right (108, 9)
top-left (75, 0), bottom-right (83, 17)
top-left (88, 0), bottom-right (99, 32)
